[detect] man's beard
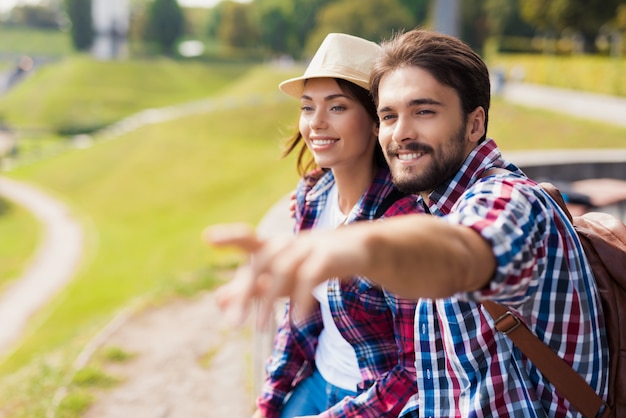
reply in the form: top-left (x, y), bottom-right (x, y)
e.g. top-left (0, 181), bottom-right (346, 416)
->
top-left (386, 125), bottom-right (467, 194)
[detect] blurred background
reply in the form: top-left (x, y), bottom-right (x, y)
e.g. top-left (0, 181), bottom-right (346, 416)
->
top-left (0, 0), bottom-right (625, 417)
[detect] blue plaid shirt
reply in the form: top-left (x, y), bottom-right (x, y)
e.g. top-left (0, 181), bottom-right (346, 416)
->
top-left (405, 139), bottom-right (609, 417)
top-left (257, 166), bottom-right (422, 418)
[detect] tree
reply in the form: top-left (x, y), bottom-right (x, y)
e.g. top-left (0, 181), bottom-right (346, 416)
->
top-left (520, 0), bottom-right (623, 51)
top-left (460, 0), bottom-right (489, 52)
top-left (215, 1), bottom-right (258, 49)
top-left (249, 0), bottom-right (293, 57)
top-left (144, 0), bottom-right (185, 55)
top-left (308, 0), bottom-right (415, 54)
top-left (9, 5), bottom-right (63, 29)
top-left (398, 0), bottom-right (430, 26)
top-left (289, 0), bottom-right (334, 57)
top-left (485, 0), bottom-right (534, 38)
top-left (248, 0), bottom-right (334, 59)
top-left (618, 3), bottom-right (626, 30)
top-left (66, 0), bottom-right (93, 51)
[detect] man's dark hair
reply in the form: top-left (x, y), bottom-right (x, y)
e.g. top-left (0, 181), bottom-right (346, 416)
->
top-left (370, 29), bottom-right (491, 140)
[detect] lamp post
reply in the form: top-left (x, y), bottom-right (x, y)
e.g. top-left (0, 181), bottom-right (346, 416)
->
top-left (91, 0), bottom-right (129, 60)
top-left (434, 0), bottom-right (461, 39)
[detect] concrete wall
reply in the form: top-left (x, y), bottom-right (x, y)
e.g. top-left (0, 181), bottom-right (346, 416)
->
top-left (506, 149), bottom-right (626, 181)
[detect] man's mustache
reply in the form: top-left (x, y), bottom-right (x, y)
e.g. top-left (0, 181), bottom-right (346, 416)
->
top-left (386, 142), bottom-right (433, 155)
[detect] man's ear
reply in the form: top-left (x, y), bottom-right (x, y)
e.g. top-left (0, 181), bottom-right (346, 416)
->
top-left (467, 106), bottom-right (486, 144)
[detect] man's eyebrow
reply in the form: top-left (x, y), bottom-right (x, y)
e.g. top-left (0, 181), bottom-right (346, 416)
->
top-left (408, 98), bottom-right (443, 106)
top-left (378, 98), bottom-right (443, 113)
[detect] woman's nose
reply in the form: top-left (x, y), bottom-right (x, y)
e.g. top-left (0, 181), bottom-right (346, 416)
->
top-left (309, 111), bottom-right (327, 130)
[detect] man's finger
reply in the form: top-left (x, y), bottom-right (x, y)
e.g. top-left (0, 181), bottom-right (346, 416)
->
top-left (215, 265), bottom-right (256, 326)
top-left (203, 223), bottom-right (264, 253)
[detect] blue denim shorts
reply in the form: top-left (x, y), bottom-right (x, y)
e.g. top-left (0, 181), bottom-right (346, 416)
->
top-left (280, 367), bottom-right (358, 418)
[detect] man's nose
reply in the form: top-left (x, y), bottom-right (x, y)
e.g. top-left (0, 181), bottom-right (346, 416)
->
top-left (391, 116), bottom-right (415, 143)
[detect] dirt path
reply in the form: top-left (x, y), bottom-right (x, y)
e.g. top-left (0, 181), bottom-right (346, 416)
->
top-left (0, 176), bottom-right (83, 356)
top-left (80, 196), bottom-right (293, 417)
top-left (82, 292), bottom-right (255, 418)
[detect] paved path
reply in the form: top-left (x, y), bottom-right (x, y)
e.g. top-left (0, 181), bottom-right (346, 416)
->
top-left (0, 177), bottom-right (83, 356)
top-left (502, 82), bottom-right (626, 128)
top-left (0, 130), bottom-right (15, 157)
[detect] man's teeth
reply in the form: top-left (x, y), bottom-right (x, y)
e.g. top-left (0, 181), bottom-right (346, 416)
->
top-left (398, 152), bottom-right (422, 161)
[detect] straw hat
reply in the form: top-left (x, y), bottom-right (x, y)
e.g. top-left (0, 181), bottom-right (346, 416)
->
top-left (279, 33), bottom-right (381, 99)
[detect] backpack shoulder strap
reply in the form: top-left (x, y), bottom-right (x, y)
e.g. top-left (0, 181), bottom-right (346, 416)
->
top-left (479, 171), bottom-right (610, 417)
top-left (482, 301), bottom-right (608, 417)
top-left (538, 181), bottom-right (574, 222)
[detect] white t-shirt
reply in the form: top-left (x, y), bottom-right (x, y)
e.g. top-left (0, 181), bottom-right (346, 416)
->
top-left (311, 184), bottom-right (362, 391)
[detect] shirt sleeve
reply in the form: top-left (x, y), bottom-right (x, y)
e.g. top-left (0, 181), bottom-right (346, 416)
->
top-left (447, 177), bottom-right (550, 305)
top-left (257, 302), bottom-right (324, 418)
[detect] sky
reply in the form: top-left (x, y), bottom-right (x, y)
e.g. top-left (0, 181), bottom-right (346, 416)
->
top-left (0, 0), bottom-right (223, 14)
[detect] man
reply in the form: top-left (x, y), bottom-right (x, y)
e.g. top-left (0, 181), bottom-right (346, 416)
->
top-left (207, 29), bottom-right (608, 417)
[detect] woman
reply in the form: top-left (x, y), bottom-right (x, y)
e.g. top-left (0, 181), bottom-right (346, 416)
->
top-left (212, 33), bottom-right (421, 418)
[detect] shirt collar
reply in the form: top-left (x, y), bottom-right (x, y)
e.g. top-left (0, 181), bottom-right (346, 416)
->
top-left (305, 166), bottom-right (396, 222)
top-left (421, 138), bottom-right (523, 216)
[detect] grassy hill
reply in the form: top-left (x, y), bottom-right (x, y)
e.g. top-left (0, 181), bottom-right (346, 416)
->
top-left (0, 55), bottom-right (250, 136)
top-left (0, 64), bottom-right (302, 417)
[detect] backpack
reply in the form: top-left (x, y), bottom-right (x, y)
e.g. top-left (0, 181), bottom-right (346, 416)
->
top-left (484, 181), bottom-right (626, 418)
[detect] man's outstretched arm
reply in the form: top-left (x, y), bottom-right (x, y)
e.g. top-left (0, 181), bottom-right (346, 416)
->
top-left (205, 214), bottom-right (496, 324)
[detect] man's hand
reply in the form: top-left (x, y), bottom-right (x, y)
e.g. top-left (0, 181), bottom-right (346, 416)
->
top-left (203, 222), bottom-right (370, 327)
top-left (288, 190), bottom-right (297, 219)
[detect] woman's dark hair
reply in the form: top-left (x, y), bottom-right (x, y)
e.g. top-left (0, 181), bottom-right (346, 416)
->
top-left (282, 78), bottom-right (385, 176)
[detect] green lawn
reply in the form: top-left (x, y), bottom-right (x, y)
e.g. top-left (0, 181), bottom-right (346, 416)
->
top-left (487, 53), bottom-right (626, 97)
top-left (0, 198), bottom-right (40, 287)
top-left (0, 56), bottom-right (251, 135)
top-left (490, 96), bottom-right (626, 150)
top-left (0, 26), bottom-right (73, 57)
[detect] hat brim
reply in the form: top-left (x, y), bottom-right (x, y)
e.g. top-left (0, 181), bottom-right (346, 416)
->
top-left (279, 73), bottom-right (371, 99)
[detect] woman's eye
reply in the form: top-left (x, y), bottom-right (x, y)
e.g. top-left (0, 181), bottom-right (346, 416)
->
top-left (331, 105), bottom-right (346, 111)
